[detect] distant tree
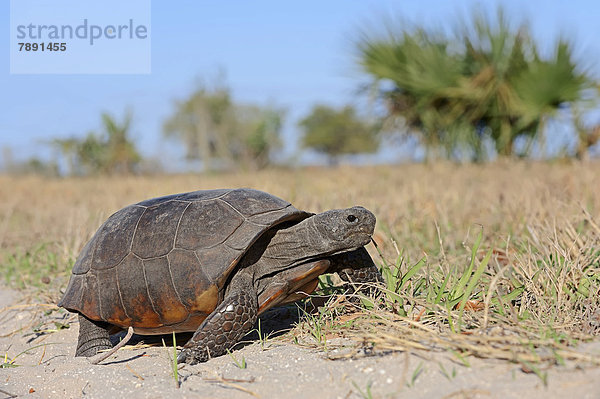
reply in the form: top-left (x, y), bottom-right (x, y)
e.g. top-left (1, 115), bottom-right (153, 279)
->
top-left (573, 111), bottom-right (600, 161)
top-left (1, 146), bottom-right (59, 176)
top-left (357, 8), bottom-right (596, 161)
top-left (570, 86), bottom-right (600, 160)
top-left (1, 146), bottom-right (15, 172)
top-left (163, 85), bottom-right (233, 167)
top-left (233, 105), bottom-right (284, 169)
top-left (97, 111), bottom-right (140, 174)
top-left (50, 111), bottom-right (141, 175)
top-left (298, 105), bottom-right (379, 164)
top-left (20, 158), bottom-right (59, 176)
top-left (163, 84), bottom-right (284, 170)
top-left (49, 138), bottom-right (79, 176)
top-left (76, 132), bottom-right (106, 175)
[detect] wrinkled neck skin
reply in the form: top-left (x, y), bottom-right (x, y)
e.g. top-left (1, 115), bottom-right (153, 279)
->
top-left (234, 217), bottom-right (350, 297)
top-left (261, 217), bottom-right (329, 265)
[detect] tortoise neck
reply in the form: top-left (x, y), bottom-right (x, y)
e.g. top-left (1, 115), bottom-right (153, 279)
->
top-left (262, 217), bottom-right (325, 264)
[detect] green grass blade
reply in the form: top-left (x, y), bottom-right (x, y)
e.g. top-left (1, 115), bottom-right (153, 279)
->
top-left (457, 248), bottom-right (491, 330)
top-left (490, 285), bottom-right (525, 308)
top-left (400, 257), bottom-right (427, 290)
top-left (451, 229), bottom-right (482, 301)
top-left (434, 269), bottom-right (452, 305)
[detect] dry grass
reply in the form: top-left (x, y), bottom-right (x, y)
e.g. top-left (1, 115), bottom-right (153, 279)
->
top-left (1, 160), bottom-right (600, 371)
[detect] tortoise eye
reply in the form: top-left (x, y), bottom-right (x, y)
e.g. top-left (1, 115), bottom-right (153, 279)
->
top-left (347, 215), bottom-right (357, 223)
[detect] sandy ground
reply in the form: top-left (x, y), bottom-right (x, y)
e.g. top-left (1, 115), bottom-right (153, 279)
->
top-left (1, 286), bottom-right (600, 399)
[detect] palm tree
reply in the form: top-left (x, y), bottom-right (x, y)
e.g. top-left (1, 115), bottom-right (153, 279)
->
top-left (358, 28), bottom-right (467, 159)
top-left (458, 13), bottom-right (590, 157)
top-left (357, 8), bottom-right (595, 160)
top-left (49, 111), bottom-right (140, 176)
top-left (50, 138), bottom-right (80, 175)
top-left (100, 111), bottom-right (140, 174)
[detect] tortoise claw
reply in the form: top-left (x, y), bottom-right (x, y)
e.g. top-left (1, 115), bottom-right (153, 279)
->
top-left (177, 347), bottom-right (205, 365)
top-left (176, 349), bottom-right (188, 364)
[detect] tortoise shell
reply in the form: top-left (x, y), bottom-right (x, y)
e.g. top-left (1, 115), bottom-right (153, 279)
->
top-left (58, 188), bottom-right (310, 334)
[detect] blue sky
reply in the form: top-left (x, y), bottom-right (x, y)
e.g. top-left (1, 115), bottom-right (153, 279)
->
top-left (2, 0), bottom-right (599, 169)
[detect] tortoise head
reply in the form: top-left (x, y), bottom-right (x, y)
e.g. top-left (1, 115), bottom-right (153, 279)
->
top-left (310, 206), bottom-right (375, 253)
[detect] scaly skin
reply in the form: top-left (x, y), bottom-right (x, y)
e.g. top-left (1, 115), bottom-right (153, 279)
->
top-left (177, 289), bottom-right (258, 365)
top-left (76, 314), bottom-right (112, 357)
top-left (330, 247), bottom-right (384, 289)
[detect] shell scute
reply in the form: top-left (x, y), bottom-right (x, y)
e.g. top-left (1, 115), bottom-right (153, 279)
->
top-left (224, 221), bottom-right (265, 250)
top-left (57, 273), bottom-right (85, 308)
top-left (96, 268), bottom-right (130, 325)
top-left (136, 194), bottom-right (179, 207)
top-left (132, 201), bottom-right (189, 258)
top-left (71, 239), bottom-right (94, 275)
top-left (143, 257), bottom-right (188, 325)
top-left (175, 200), bottom-right (243, 250)
top-left (221, 189), bottom-right (289, 217)
top-left (80, 273), bottom-right (100, 319)
top-left (116, 253), bottom-right (161, 327)
top-left (167, 248), bottom-right (214, 313)
top-left (176, 189), bottom-right (231, 202)
top-left (195, 245), bottom-right (243, 287)
top-left (89, 205), bottom-right (146, 271)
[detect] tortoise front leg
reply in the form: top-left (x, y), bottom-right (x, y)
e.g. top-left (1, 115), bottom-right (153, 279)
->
top-left (177, 288), bottom-right (258, 365)
top-left (76, 314), bottom-right (113, 357)
top-left (329, 247), bottom-right (384, 291)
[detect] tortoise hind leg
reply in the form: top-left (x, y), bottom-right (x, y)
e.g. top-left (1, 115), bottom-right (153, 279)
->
top-left (76, 314), bottom-right (113, 357)
top-left (177, 286), bottom-right (258, 365)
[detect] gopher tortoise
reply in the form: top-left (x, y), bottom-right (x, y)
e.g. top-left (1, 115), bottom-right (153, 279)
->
top-left (59, 188), bottom-right (382, 364)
